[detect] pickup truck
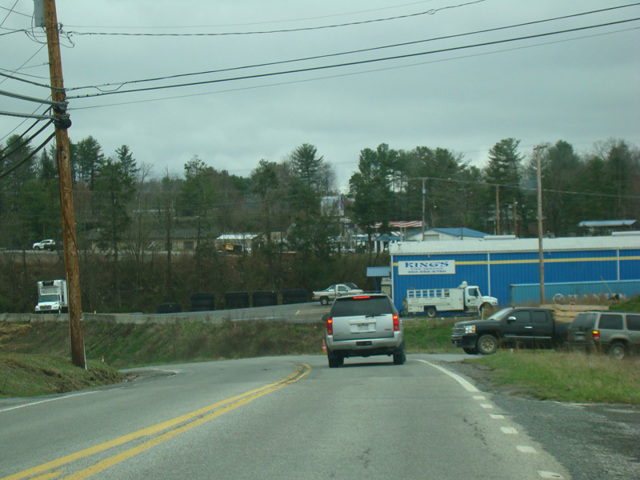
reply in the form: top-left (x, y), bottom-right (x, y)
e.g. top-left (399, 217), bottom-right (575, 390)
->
top-left (312, 283), bottom-right (363, 305)
top-left (451, 307), bottom-right (569, 355)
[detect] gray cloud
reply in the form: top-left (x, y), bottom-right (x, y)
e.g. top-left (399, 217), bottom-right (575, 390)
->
top-left (2, 0), bottom-right (639, 190)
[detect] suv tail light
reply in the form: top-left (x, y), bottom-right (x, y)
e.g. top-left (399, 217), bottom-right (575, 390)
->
top-left (393, 314), bottom-right (400, 332)
top-left (326, 317), bottom-right (333, 335)
top-left (592, 330), bottom-right (600, 341)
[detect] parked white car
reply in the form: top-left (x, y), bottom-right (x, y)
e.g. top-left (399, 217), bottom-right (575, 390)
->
top-left (32, 239), bottom-right (56, 250)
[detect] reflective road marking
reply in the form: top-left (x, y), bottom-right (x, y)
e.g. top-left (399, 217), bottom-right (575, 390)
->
top-left (415, 359), bottom-right (479, 392)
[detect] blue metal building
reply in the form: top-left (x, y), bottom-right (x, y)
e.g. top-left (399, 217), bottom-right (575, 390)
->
top-left (388, 234), bottom-right (640, 311)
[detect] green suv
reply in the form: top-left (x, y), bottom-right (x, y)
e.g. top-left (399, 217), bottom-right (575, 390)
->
top-left (568, 311), bottom-right (640, 359)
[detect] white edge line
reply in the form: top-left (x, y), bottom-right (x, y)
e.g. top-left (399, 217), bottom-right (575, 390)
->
top-left (415, 359), bottom-right (479, 393)
top-left (0, 390), bottom-right (100, 413)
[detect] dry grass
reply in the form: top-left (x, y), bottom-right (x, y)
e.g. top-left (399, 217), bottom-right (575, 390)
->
top-left (470, 350), bottom-right (640, 404)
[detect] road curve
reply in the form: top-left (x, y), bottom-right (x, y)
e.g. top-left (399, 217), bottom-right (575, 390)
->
top-left (0, 354), bottom-right (573, 480)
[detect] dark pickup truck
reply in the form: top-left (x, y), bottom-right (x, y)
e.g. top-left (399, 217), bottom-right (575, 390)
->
top-left (451, 307), bottom-right (570, 355)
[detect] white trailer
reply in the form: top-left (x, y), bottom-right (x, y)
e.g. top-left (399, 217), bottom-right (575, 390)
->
top-left (403, 282), bottom-right (497, 317)
top-left (35, 279), bottom-right (68, 313)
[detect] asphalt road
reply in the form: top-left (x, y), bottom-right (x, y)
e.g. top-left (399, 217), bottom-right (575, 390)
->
top-left (0, 354), bottom-right (582, 480)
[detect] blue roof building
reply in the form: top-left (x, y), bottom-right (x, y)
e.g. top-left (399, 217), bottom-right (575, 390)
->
top-left (389, 234), bottom-right (640, 311)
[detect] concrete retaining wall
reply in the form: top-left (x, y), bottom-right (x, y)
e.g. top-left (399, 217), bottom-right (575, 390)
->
top-left (0, 303), bottom-right (325, 325)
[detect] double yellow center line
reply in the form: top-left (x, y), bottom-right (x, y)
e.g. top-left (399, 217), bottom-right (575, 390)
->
top-left (3, 364), bottom-right (311, 480)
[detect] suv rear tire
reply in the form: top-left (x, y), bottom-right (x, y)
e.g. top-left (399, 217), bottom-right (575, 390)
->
top-left (327, 351), bottom-right (343, 368)
top-left (393, 343), bottom-right (406, 365)
top-left (608, 341), bottom-right (626, 360)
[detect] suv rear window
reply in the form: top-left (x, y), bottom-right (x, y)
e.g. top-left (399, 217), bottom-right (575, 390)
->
top-left (599, 314), bottom-right (623, 330)
top-left (572, 312), bottom-right (597, 329)
top-left (626, 314), bottom-right (640, 331)
top-left (332, 296), bottom-right (393, 316)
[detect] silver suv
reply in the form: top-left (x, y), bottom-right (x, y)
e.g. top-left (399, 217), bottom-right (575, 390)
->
top-left (324, 293), bottom-right (405, 368)
top-left (568, 311), bottom-right (640, 359)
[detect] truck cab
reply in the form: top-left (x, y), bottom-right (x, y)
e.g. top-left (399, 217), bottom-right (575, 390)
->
top-left (35, 293), bottom-right (64, 313)
top-left (462, 285), bottom-right (483, 310)
top-left (35, 279), bottom-right (68, 313)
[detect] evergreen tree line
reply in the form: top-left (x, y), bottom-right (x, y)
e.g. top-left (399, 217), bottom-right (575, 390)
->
top-left (349, 138), bottom-right (640, 239)
top-left (0, 134), bottom-right (638, 313)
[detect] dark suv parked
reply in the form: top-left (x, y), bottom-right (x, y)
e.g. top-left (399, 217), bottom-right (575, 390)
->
top-left (568, 311), bottom-right (640, 359)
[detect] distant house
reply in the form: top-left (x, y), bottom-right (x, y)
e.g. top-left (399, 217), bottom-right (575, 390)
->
top-left (578, 220), bottom-right (637, 236)
top-left (373, 232), bottom-right (404, 252)
top-left (406, 227), bottom-right (488, 242)
top-left (216, 233), bottom-right (259, 253)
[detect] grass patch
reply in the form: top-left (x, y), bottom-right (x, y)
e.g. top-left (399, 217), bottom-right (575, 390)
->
top-left (468, 350), bottom-right (640, 404)
top-left (610, 294), bottom-right (640, 312)
top-left (403, 317), bottom-right (460, 353)
top-left (1, 320), bottom-right (329, 370)
top-left (0, 353), bottom-right (123, 398)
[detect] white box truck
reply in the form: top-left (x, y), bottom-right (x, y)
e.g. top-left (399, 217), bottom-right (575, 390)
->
top-left (403, 281), bottom-right (498, 318)
top-left (35, 279), bottom-right (68, 313)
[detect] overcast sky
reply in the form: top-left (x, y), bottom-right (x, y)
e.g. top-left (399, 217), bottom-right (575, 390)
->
top-left (2, 0), bottom-right (639, 191)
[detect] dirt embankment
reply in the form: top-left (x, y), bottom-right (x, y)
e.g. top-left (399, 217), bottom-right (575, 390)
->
top-left (0, 322), bottom-right (32, 348)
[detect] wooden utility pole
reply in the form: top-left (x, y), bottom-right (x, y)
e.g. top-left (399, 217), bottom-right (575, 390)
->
top-left (42, 0), bottom-right (86, 368)
top-left (495, 186), bottom-right (500, 235)
top-left (513, 199), bottom-right (518, 237)
top-left (534, 144), bottom-right (547, 304)
top-left (421, 178), bottom-right (426, 240)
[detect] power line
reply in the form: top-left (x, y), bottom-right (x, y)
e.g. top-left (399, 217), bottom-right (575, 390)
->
top-left (0, 0), bottom-right (20, 28)
top-left (67, 17), bottom-right (640, 101)
top-left (0, 3), bottom-right (30, 19)
top-left (0, 131), bottom-right (55, 179)
top-left (68, 26), bottom-right (639, 112)
top-left (0, 27), bottom-right (25, 36)
top-left (0, 88), bottom-right (65, 106)
top-left (0, 119), bottom-right (53, 164)
top-left (0, 44), bottom-right (48, 86)
top-left (0, 101), bottom-right (52, 143)
top-left (0, 109), bottom-right (62, 121)
top-left (413, 175), bottom-right (640, 200)
top-left (0, 70), bottom-right (53, 89)
top-left (62, 0), bottom-right (443, 29)
top-left (66, 1), bottom-right (487, 37)
top-left (0, 110), bottom-right (50, 155)
top-left (66, 4), bottom-right (640, 95)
